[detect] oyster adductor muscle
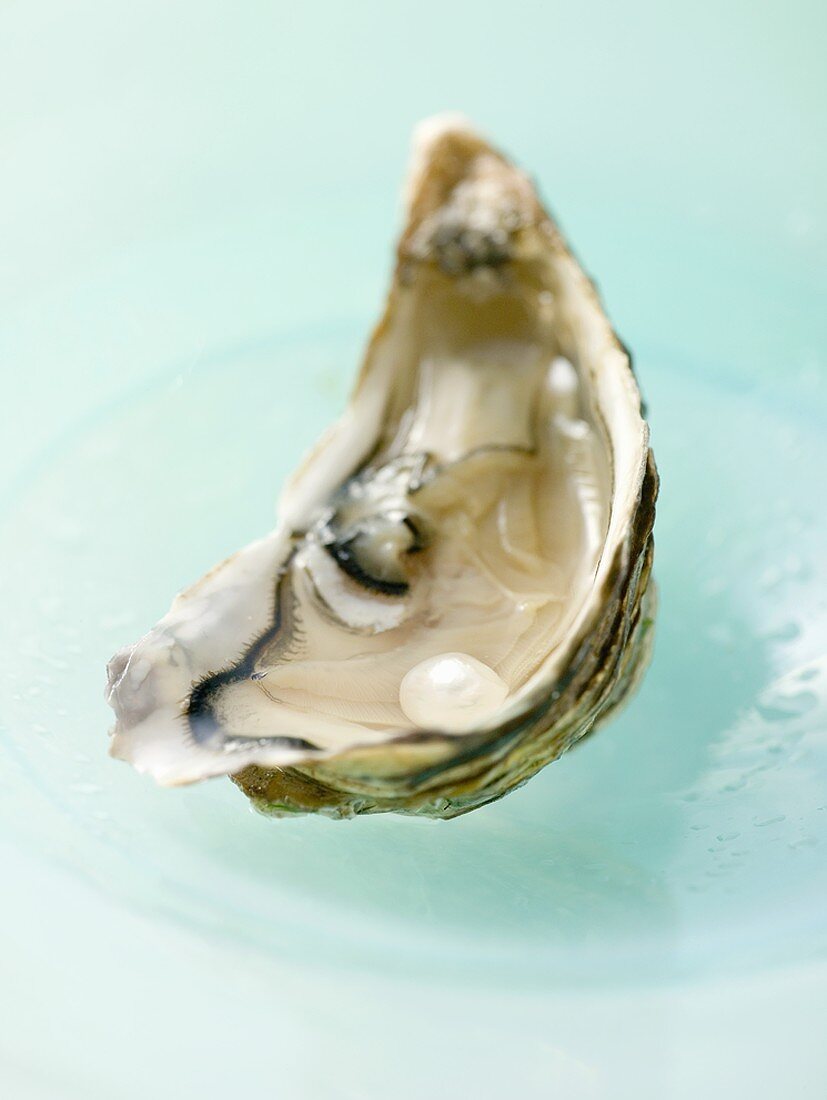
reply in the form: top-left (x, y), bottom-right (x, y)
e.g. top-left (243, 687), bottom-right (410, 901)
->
top-left (105, 115), bottom-right (658, 819)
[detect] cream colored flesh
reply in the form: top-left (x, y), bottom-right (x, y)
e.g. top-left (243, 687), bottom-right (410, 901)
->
top-left (253, 348), bottom-right (609, 740)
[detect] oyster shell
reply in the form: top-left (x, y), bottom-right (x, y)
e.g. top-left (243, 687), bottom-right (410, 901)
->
top-left (106, 115), bottom-right (658, 819)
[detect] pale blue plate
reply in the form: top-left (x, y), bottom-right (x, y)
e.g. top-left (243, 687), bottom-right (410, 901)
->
top-left (1, 2), bottom-right (825, 1096)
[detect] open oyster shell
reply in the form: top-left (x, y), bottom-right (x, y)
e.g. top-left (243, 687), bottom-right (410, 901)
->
top-left (106, 115), bottom-right (658, 819)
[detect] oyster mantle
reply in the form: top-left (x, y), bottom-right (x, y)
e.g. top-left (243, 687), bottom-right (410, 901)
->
top-left (106, 116), bottom-right (658, 818)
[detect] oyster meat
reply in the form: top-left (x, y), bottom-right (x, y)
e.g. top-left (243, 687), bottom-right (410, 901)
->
top-left (106, 115), bottom-right (658, 818)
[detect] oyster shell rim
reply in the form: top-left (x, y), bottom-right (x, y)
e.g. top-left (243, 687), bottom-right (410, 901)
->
top-left (106, 113), bottom-right (659, 818)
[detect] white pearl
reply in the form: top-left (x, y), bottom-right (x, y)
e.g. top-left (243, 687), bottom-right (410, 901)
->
top-left (399, 652), bottom-right (509, 733)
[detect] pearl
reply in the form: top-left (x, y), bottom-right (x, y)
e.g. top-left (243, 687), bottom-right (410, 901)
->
top-left (399, 652), bottom-right (509, 733)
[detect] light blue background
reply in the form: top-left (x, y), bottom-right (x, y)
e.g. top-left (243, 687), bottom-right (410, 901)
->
top-left (1, 2), bottom-right (825, 1097)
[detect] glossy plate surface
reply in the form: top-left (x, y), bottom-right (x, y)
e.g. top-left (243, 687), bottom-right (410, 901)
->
top-left (1, 2), bottom-right (825, 1096)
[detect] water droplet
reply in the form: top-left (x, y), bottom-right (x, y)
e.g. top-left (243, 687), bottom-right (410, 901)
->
top-left (722, 777), bottom-right (748, 793)
top-left (708, 623), bottom-right (735, 648)
top-left (760, 621), bottom-right (801, 643)
top-left (99, 611), bottom-right (135, 631)
top-left (70, 782), bottom-right (101, 796)
top-left (760, 566), bottom-right (782, 592)
top-left (783, 552), bottom-right (812, 581)
top-left (797, 667), bottom-right (819, 683)
top-left (756, 692), bottom-right (818, 721)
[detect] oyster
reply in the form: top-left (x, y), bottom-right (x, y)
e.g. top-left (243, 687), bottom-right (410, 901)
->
top-left (106, 115), bottom-right (658, 819)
